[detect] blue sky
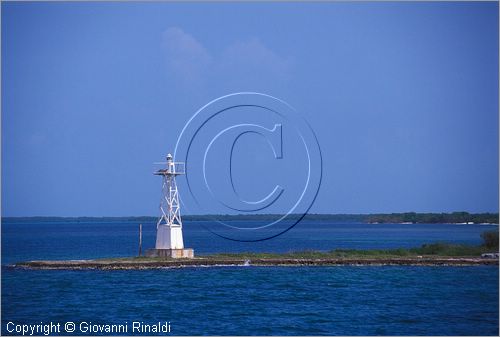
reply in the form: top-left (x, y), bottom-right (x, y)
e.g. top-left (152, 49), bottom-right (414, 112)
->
top-left (2, 1), bottom-right (498, 216)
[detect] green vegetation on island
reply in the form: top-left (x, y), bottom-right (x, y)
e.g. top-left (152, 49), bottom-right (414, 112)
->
top-left (208, 231), bottom-right (499, 259)
top-left (206, 243), bottom-right (495, 260)
top-left (481, 230), bottom-right (499, 249)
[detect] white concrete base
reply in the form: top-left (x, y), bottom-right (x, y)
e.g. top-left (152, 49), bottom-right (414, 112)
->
top-left (155, 224), bottom-right (184, 249)
top-left (145, 248), bottom-right (194, 258)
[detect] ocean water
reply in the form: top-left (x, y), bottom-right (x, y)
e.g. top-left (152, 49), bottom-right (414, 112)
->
top-left (2, 220), bottom-right (499, 335)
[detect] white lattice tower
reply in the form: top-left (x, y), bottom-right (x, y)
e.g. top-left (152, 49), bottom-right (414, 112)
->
top-left (157, 172), bottom-right (182, 228)
top-left (154, 153), bottom-right (185, 249)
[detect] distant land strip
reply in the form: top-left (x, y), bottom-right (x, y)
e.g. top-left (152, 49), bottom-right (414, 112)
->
top-left (2, 212), bottom-right (498, 224)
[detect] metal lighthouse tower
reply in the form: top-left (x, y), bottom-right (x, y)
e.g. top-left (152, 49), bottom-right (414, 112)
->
top-left (155, 153), bottom-right (184, 249)
top-left (146, 153), bottom-right (194, 258)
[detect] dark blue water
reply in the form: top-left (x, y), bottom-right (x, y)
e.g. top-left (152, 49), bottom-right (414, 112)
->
top-left (2, 220), bottom-right (499, 335)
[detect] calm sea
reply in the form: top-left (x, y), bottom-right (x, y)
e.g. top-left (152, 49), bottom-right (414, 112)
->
top-left (2, 220), bottom-right (499, 335)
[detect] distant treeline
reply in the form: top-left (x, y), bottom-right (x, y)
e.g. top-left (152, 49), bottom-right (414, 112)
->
top-left (2, 212), bottom-right (498, 224)
top-left (361, 212), bottom-right (498, 224)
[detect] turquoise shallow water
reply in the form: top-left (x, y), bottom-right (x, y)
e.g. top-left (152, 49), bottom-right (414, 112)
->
top-left (2, 220), bottom-right (499, 335)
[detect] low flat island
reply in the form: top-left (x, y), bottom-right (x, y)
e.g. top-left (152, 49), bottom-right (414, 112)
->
top-left (14, 257), bottom-right (498, 270)
top-left (13, 243), bottom-right (499, 270)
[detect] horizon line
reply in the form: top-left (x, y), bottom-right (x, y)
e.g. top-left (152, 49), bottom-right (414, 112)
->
top-left (2, 211), bottom-right (499, 218)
